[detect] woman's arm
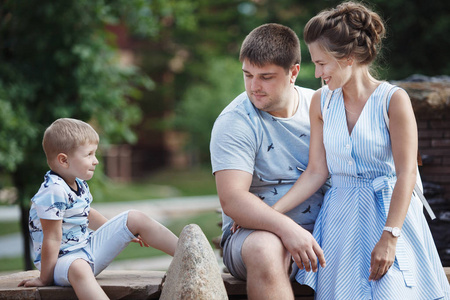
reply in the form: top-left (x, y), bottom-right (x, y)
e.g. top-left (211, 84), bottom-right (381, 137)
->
top-left (369, 88), bottom-right (418, 281)
top-left (273, 90), bottom-right (329, 214)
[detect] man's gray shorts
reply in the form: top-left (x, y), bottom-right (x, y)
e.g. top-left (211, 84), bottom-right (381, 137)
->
top-left (222, 228), bottom-right (298, 281)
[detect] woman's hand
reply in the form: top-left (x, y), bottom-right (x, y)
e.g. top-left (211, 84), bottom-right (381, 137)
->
top-left (231, 222), bottom-right (241, 233)
top-left (369, 232), bottom-right (397, 281)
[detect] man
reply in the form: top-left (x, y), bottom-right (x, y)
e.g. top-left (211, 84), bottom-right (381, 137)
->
top-left (210, 23), bottom-right (327, 300)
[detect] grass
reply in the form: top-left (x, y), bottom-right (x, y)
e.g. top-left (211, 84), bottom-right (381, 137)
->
top-left (0, 167), bottom-right (221, 273)
top-left (94, 167), bottom-right (217, 203)
top-left (0, 221), bottom-right (20, 236)
top-left (113, 211), bottom-right (222, 262)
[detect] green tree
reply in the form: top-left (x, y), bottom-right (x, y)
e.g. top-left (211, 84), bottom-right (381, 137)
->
top-left (172, 57), bottom-right (244, 163)
top-left (169, 0), bottom-right (449, 163)
top-left (0, 0), bottom-right (197, 270)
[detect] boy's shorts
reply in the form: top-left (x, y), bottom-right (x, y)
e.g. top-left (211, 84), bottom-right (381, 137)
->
top-left (222, 228), bottom-right (298, 281)
top-left (53, 210), bottom-right (136, 286)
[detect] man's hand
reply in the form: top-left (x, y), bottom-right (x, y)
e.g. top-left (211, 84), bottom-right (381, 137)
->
top-left (18, 277), bottom-right (48, 287)
top-left (281, 225), bottom-right (325, 273)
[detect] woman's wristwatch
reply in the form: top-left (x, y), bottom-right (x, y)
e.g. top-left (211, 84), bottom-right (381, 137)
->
top-left (383, 226), bottom-right (401, 237)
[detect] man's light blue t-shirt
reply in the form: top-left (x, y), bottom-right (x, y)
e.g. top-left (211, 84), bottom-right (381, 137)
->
top-left (210, 86), bottom-right (327, 235)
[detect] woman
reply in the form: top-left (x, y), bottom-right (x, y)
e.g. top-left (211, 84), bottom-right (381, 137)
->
top-left (273, 1), bottom-right (450, 299)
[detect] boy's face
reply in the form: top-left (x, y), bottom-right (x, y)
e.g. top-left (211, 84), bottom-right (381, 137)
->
top-left (67, 143), bottom-right (99, 181)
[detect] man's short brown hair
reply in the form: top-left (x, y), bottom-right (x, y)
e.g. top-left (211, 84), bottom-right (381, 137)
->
top-left (239, 23), bottom-right (301, 72)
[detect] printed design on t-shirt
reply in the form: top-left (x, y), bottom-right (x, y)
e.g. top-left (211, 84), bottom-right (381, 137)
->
top-left (63, 230), bottom-right (80, 243)
top-left (43, 174), bottom-right (51, 188)
top-left (302, 205), bottom-right (312, 214)
top-left (299, 133), bottom-right (307, 138)
top-left (267, 143), bottom-right (274, 152)
top-left (79, 181), bottom-right (88, 195)
top-left (59, 249), bottom-right (70, 256)
top-left (67, 193), bottom-right (75, 209)
top-left (271, 187), bottom-right (278, 195)
top-left (29, 219), bottom-right (41, 233)
top-left (45, 202), bottom-right (67, 217)
top-left (81, 205), bottom-right (90, 216)
top-left (272, 117), bottom-right (277, 122)
top-left (80, 224), bottom-right (88, 234)
top-left (258, 194), bottom-right (265, 200)
top-left (289, 166), bottom-right (294, 171)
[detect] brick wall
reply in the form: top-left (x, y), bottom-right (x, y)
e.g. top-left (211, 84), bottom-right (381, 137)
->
top-left (396, 79), bottom-right (450, 198)
top-left (417, 119), bottom-right (450, 199)
top-left (396, 78), bottom-right (450, 266)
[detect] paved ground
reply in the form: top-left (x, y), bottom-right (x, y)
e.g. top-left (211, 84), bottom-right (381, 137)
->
top-left (0, 195), bottom-right (223, 271)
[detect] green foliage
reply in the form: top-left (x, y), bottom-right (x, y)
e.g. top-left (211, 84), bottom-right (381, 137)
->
top-left (96, 167), bottom-right (217, 203)
top-left (371, 0), bottom-right (450, 79)
top-left (167, 0), bottom-right (450, 166)
top-left (172, 57), bottom-right (243, 162)
top-left (0, 0), bottom-right (157, 203)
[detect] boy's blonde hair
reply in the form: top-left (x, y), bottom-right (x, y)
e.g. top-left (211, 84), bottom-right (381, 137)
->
top-left (42, 118), bottom-right (99, 162)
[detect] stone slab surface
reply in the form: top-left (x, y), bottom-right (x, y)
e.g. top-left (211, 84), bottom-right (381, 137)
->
top-left (0, 270), bottom-right (165, 300)
top-left (1, 268), bottom-right (449, 299)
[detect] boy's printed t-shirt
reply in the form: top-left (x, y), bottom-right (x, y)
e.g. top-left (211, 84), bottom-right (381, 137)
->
top-left (29, 171), bottom-right (92, 270)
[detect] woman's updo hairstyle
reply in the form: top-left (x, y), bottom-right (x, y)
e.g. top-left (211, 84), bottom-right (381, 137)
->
top-left (304, 1), bottom-right (385, 65)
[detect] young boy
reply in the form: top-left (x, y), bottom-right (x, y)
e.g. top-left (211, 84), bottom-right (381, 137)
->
top-left (18, 118), bottom-right (178, 300)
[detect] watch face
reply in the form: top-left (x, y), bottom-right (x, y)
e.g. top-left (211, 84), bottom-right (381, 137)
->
top-left (392, 227), bottom-right (401, 237)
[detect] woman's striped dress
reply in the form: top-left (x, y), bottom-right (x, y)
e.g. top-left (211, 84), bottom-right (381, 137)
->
top-left (296, 82), bottom-right (450, 299)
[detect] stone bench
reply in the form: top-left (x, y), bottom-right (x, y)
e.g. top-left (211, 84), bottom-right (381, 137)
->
top-left (1, 268), bottom-right (449, 300)
top-left (0, 269), bottom-right (315, 300)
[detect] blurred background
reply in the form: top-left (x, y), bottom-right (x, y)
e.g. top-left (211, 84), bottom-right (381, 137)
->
top-left (0, 0), bottom-right (449, 273)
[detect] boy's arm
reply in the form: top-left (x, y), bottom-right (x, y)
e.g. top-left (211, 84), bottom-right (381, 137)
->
top-left (87, 208), bottom-right (108, 231)
top-left (18, 219), bottom-right (62, 287)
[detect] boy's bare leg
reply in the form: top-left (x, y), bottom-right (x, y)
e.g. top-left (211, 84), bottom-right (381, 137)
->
top-left (242, 231), bottom-right (294, 300)
top-left (127, 210), bottom-right (178, 256)
top-left (68, 259), bottom-right (109, 300)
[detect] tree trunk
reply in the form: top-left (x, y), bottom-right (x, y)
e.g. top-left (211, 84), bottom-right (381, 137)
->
top-left (20, 204), bottom-right (33, 270)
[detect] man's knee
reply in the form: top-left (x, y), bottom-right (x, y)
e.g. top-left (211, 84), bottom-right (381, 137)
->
top-left (242, 231), bottom-right (291, 272)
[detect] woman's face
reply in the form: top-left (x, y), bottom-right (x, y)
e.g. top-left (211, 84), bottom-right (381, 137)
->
top-left (308, 41), bottom-right (352, 91)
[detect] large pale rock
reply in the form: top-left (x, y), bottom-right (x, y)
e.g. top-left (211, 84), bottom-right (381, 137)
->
top-left (160, 224), bottom-right (227, 300)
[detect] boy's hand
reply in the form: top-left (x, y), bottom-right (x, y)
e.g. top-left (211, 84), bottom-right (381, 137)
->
top-left (18, 277), bottom-right (48, 287)
top-left (132, 235), bottom-right (149, 247)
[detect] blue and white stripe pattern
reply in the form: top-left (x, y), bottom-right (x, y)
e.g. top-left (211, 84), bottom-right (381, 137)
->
top-left (296, 82), bottom-right (450, 299)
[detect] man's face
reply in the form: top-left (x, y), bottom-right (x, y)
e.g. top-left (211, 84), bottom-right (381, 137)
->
top-left (242, 59), bottom-right (298, 118)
